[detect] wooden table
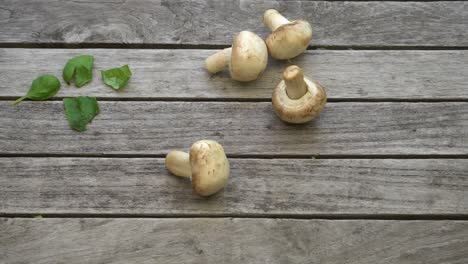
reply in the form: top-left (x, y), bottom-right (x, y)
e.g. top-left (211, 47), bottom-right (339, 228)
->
top-left (1, 1), bottom-right (467, 263)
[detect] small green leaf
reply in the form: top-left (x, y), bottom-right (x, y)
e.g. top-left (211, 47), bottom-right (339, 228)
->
top-left (63, 55), bottom-right (94, 87)
top-left (11, 74), bottom-right (61, 105)
top-left (101, 65), bottom-right (132, 90)
top-left (63, 96), bottom-right (100, 132)
top-left (34, 214), bottom-right (43, 219)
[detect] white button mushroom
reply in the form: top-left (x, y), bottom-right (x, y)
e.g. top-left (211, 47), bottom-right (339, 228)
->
top-left (205, 31), bottom-right (268, 82)
top-left (272, 65), bottom-right (326, 124)
top-left (263, 9), bottom-right (312, 60)
top-left (165, 140), bottom-right (230, 196)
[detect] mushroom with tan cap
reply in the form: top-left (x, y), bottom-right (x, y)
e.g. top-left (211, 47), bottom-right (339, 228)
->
top-left (205, 31), bottom-right (268, 82)
top-left (165, 140), bottom-right (230, 196)
top-left (263, 9), bottom-right (312, 60)
top-left (272, 65), bottom-right (326, 124)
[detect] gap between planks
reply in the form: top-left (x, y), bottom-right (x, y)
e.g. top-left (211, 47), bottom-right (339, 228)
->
top-left (1, 213), bottom-right (468, 221)
top-left (0, 43), bottom-right (467, 50)
top-left (1, 97), bottom-right (468, 102)
top-left (1, 153), bottom-right (468, 159)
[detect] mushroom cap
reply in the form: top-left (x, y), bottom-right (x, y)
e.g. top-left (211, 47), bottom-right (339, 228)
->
top-left (189, 140), bottom-right (230, 196)
top-left (272, 77), bottom-right (327, 123)
top-left (230, 31), bottom-right (268, 82)
top-left (265, 20), bottom-right (312, 60)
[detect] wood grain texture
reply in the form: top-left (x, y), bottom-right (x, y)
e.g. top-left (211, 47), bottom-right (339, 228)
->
top-left (1, 101), bottom-right (467, 155)
top-left (1, 158), bottom-right (467, 215)
top-left (1, 218), bottom-right (468, 264)
top-left (1, 49), bottom-right (467, 99)
top-left (0, 1), bottom-right (466, 46)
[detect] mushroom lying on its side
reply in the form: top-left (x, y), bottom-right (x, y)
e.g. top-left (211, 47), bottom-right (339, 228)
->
top-left (263, 9), bottom-right (312, 60)
top-left (272, 65), bottom-right (326, 124)
top-left (165, 140), bottom-right (230, 196)
top-left (205, 31), bottom-right (268, 82)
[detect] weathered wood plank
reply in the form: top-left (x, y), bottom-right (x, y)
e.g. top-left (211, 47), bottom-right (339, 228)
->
top-left (1, 158), bottom-right (467, 215)
top-left (1, 102), bottom-right (466, 155)
top-left (0, 1), bottom-right (466, 46)
top-left (1, 218), bottom-right (468, 264)
top-left (1, 49), bottom-right (467, 99)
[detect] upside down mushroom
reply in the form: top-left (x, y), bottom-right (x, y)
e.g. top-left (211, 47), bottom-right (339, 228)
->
top-left (165, 140), bottom-right (230, 196)
top-left (205, 31), bottom-right (268, 82)
top-left (272, 65), bottom-right (326, 124)
top-left (263, 9), bottom-right (312, 60)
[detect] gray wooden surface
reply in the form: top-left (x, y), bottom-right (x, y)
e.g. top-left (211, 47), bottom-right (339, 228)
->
top-left (1, 0), bottom-right (467, 263)
top-left (1, 101), bottom-right (466, 155)
top-left (1, 158), bottom-right (467, 215)
top-left (1, 49), bottom-right (467, 99)
top-left (0, 1), bottom-right (467, 46)
top-left (1, 218), bottom-right (468, 264)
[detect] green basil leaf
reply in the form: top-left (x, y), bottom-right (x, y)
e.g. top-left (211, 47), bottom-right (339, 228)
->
top-left (101, 65), bottom-right (132, 90)
top-left (11, 74), bottom-right (61, 105)
top-left (63, 55), bottom-right (94, 87)
top-left (63, 96), bottom-right (100, 132)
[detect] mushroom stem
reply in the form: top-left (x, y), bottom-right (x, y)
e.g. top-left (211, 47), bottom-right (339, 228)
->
top-left (205, 48), bottom-right (232, 74)
top-left (165, 150), bottom-right (192, 178)
top-left (264, 9), bottom-right (290, 31)
top-left (283, 65), bottom-right (308, 100)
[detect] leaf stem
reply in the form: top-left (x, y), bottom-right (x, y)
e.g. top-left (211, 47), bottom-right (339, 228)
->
top-left (10, 96), bottom-right (28, 106)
